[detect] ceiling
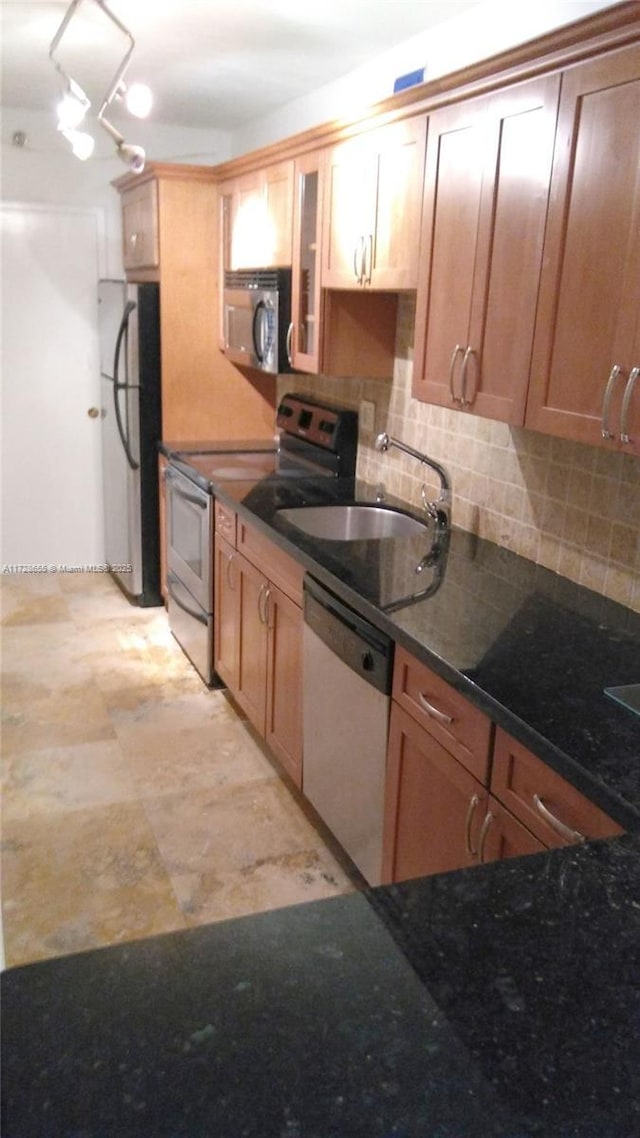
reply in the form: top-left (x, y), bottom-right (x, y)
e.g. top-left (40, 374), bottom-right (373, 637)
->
top-left (1, 0), bottom-right (485, 131)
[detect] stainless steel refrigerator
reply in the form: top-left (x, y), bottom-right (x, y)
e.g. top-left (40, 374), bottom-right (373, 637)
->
top-left (98, 279), bottom-right (162, 606)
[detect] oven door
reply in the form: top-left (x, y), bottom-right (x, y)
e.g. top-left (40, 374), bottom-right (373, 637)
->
top-left (167, 570), bottom-right (214, 686)
top-left (165, 465), bottom-right (213, 611)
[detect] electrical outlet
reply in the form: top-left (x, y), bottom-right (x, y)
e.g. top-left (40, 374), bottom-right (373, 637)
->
top-left (360, 400), bottom-right (376, 432)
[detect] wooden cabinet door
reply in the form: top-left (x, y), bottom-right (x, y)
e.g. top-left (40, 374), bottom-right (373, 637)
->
top-left (368, 116), bottom-right (427, 290)
top-left (121, 180), bottom-right (159, 271)
top-left (227, 163), bottom-right (293, 270)
top-left (414, 74), bottom-right (559, 424)
top-left (526, 44), bottom-right (640, 452)
top-left (213, 534), bottom-right (240, 691)
top-left (383, 703), bottom-right (488, 884)
top-left (263, 160), bottom-right (293, 267)
top-left (491, 728), bottom-right (624, 847)
top-left (265, 583), bottom-right (303, 788)
top-left (322, 118), bottom-right (426, 290)
top-left (322, 134), bottom-right (378, 288)
top-left (235, 551), bottom-right (268, 734)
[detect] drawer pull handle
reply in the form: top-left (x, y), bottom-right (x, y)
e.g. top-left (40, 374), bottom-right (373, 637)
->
top-left (620, 365), bottom-right (639, 444)
top-left (533, 794), bottom-right (585, 844)
top-left (478, 810), bottom-right (495, 864)
top-left (225, 552), bottom-right (236, 590)
top-left (418, 693), bottom-right (453, 726)
top-left (465, 793), bottom-right (480, 857)
top-left (601, 364), bottom-right (622, 439)
top-left (448, 344), bottom-right (464, 404)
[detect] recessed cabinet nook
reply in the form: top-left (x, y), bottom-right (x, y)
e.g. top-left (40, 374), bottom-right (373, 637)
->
top-left (113, 6), bottom-right (637, 887)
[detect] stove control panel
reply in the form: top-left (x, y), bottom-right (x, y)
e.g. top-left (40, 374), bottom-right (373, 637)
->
top-left (276, 393), bottom-right (358, 456)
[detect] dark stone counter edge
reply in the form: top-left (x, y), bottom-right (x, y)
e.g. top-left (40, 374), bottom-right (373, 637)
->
top-left (211, 481), bottom-right (640, 835)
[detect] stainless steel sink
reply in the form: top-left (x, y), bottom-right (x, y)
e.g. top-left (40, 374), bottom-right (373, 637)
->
top-left (277, 504), bottom-right (431, 541)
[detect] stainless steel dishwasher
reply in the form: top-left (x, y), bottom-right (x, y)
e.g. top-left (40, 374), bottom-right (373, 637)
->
top-left (302, 576), bottom-right (394, 886)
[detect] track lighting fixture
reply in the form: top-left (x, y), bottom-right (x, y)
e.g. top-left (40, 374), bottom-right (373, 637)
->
top-left (49, 0), bottom-right (151, 171)
top-left (58, 126), bottom-right (95, 161)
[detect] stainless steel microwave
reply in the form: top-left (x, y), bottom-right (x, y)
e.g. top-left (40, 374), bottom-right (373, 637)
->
top-left (222, 268), bottom-right (292, 374)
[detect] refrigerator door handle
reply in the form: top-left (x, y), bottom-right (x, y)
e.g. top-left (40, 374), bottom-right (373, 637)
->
top-left (113, 300), bottom-right (139, 471)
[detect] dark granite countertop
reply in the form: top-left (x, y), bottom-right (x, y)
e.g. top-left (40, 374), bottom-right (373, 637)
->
top-left (3, 833), bottom-right (639, 1137)
top-left (210, 473), bottom-right (640, 832)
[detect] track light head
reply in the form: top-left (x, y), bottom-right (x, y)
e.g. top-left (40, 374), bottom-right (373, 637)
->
top-left (117, 141), bottom-right (146, 173)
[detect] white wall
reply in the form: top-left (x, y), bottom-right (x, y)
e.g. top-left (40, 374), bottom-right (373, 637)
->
top-left (1, 108), bottom-right (233, 272)
top-left (231, 0), bottom-right (622, 154)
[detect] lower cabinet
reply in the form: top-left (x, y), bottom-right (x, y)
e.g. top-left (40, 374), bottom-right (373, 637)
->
top-left (383, 703), bottom-right (491, 882)
top-left (383, 647), bottom-right (623, 884)
top-left (213, 505), bottom-right (304, 788)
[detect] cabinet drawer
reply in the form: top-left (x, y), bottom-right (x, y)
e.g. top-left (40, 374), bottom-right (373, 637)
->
top-left (491, 728), bottom-right (624, 848)
top-left (215, 500), bottom-right (237, 546)
top-left (237, 519), bottom-right (304, 606)
top-left (392, 646), bottom-right (492, 783)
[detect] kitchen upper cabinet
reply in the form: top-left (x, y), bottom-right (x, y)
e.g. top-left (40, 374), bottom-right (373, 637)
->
top-left (115, 164), bottom-right (275, 442)
top-left (413, 74), bottom-right (560, 423)
top-left (121, 178), bottom-right (159, 271)
top-left (221, 161), bottom-right (294, 270)
top-left (526, 44), bottom-right (640, 454)
top-left (322, 116), bottom-right (427, 290)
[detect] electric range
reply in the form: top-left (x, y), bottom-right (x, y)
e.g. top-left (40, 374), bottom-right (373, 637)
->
top-left (164, 393), bottom-right (358, 684)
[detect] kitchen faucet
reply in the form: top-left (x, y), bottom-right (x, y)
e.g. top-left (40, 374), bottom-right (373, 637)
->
top-left (375, 432), bottom-right (451, 531)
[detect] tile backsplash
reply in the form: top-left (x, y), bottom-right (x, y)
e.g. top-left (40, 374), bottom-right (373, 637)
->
top-left (281, 296), bottom-right (640, 613)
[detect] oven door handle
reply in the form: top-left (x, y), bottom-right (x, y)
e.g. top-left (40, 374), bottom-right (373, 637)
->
top-left (165, 468), bottom-right (208, 509)
top-left (167, 572), bottom-right (209, 625)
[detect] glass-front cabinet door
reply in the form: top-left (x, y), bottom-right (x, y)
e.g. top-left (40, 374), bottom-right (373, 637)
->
top-left (290, 152), bottom-right (324, 374)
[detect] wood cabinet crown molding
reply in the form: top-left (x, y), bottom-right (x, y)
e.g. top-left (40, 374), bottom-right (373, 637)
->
top-left (210, 3), bottom-right (640, 182)
top-left (112, 162), bottom-right (218, 193)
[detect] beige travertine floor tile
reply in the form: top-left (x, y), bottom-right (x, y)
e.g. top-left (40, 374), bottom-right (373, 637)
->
top-left (143, 778), bottom-right (335, 879)
top-left (77, 617), bottom-right (200, 693)
top-left (2, 739), bottom-right (139, 822)
top-left (1, 621), bottom-right (94, 690)
top-left (116, 713), bottom-right (278, 797)
top-left (0, 572), bottom-right (359, 968)
top-left (1, 801), bottom-right (186, 967)
top-left (173, 846), bottom-right (355, 926)
top-left (1, 684), bottom-right (116, 757)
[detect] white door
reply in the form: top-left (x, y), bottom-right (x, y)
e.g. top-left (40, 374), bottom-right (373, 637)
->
top-left (0, 203), bottom-right (105, 568)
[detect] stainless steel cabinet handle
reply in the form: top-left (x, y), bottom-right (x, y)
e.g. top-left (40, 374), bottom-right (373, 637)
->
top-left (460, 346), bottom-right (475, 408)
top-left (533, 794), bottom-right (585, 844)
top-left (363, 233), bottom-right (373, 285)
top-left (353, 236), bottom-right (364, 284)
top-left (418, 693), bottom-right (453, 726)
top-left (258, 582), bottom-right (270, 625)
top-left (478, 810), bottom-right (495, 864)
top-left (286, 321), bottom-right (294, 366)
top-left (601, 364), bottom-right (623, 439)
top-left (620, 365), bottom-right (639, 444)
top-left (448, 344), bottom-right (464, 404)
top-left (225, 552), bottom-right (236, 590)
top-left (465, 794), bottom-right (480, 857)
